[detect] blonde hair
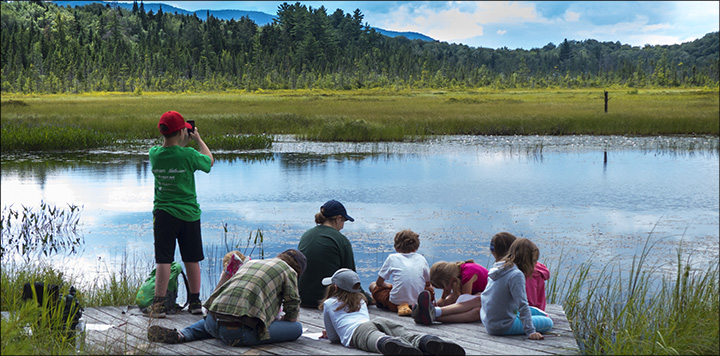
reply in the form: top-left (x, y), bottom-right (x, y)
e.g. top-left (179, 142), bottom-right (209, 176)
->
top-left (500, 238), bottom-right (539, 278)
top-left (222, 251), bottom-right (246, 270)
top-left (394, 229), bottom-right (420, 253)
top-left (318, 284), bottom-right (367, 313)
top-left (429, 259), bottom-right (474, 289)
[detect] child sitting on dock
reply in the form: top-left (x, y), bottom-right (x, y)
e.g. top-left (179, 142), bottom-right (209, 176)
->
top-left (147, 249), bottom-right (306, 347)
top-left (429, 259), bottom-right (488, 307)
top-left (490, 232), bottom-right (550, 310)
top-left (480, 238), bottom-right (553, 339)
top-left (411, 259), bottom-right (489, 325)
top-left (368, 229), bottom-right (434, 316)
top-left (320, 268), bottom-right (465, 355)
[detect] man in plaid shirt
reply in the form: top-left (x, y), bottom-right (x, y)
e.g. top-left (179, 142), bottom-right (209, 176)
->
top-left (148, 249), bottom-right (307, 346)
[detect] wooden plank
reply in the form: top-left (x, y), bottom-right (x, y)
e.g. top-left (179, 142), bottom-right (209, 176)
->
top-left (79, 303), bottom-right (578, 355)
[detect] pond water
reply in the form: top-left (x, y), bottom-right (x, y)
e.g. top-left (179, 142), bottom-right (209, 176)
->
top-left (2, 135), bottom-right (719, 300)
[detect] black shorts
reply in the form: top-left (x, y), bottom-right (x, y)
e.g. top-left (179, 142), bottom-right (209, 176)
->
top-left (153, 209), bottom-right (204, 264)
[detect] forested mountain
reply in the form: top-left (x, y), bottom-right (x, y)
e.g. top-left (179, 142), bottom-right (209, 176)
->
top-left (1, 0), bottom-right (718, 94)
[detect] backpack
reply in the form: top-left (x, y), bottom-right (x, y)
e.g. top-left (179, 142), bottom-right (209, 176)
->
top-left (22, 282), bottom-right (84, 332)
top-left (135, 261), bottom-right (190, 314)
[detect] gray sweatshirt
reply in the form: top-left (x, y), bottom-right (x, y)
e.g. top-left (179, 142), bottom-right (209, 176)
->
top-left (480, 261), bottom-right (535, 336)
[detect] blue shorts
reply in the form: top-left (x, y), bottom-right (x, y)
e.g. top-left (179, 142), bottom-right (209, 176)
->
top-left (153, 209), bottom-right (204, 263)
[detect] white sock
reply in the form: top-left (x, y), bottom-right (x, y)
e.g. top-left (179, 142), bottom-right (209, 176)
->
top-left (435, 307), bottom-right (442, 317)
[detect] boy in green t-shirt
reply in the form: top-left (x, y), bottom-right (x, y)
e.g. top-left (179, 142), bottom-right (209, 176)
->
top-left (146, 110), bottom-right (214, 318)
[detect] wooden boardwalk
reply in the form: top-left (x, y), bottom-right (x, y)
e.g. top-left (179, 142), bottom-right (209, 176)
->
top-left (80, 304), bottom-right (579, 355)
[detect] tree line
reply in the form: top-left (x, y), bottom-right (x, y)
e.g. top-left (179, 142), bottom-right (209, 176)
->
top-left (1, 0), bottom-right (718, 94)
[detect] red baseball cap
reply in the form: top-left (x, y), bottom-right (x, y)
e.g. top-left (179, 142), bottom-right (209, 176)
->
top-left (158, 111), bottom-right (192, 134)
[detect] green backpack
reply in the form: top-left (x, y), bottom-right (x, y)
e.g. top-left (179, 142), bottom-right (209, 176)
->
top-left (135, 262), bottom-right (190, 313)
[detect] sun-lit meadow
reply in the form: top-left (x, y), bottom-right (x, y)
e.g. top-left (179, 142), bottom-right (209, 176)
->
top-left (1, 88), bottom-right (718, 151)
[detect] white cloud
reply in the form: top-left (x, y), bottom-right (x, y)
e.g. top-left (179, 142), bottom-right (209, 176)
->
top-left (564, 10), bottom-right (580, 22)
top-left (497, 30), bottom-right (507, 36)
top-left (373, 1), bottom-right (552, 43)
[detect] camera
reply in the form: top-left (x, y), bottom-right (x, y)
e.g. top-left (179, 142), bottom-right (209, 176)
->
top-left (187, 120), bottom-right (195, 133)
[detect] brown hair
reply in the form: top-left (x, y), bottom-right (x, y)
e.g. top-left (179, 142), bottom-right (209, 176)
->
top-left (318, 284), bottom-right (367, 313)
top-left (222, 250), bottom-right (246, 270)
top-left (491, 232), bottom-right (517, 259)
top-left (277, 249), bottom-right (306, 277)
top-left (429, 259), bottom-right (474, 289)
top-left (159, 124), bottom-right (181, 138)
top-left (314, 212), bottom-right (344, 225)
top-left (500, 238), bottom-right (539, 278)
top-left (394, 229), bottom-right (420, 253)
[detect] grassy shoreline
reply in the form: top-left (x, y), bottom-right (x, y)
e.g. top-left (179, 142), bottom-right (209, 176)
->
top-left (2, 88), bottom-right (718, 151)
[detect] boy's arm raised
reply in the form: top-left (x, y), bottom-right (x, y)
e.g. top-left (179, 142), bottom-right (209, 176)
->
top-left (190, 129), bottom-right (214, 166)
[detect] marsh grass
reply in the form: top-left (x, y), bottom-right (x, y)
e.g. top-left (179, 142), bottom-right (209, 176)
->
top-left (1, 202), bottom-right (84, 263)
top-left (1, 262), bottom-right (84, 355)
top-left (2, 88), bottom-right (717, 149)
top-left (1, 255), bottom-right (147, 355)
top-left (546, 233), bottom-right (720, 355)
top-left (0, 122), bottom-right (115, 151)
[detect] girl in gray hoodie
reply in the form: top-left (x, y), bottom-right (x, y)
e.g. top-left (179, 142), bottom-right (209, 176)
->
top-left (480, 238), bottom-right (553, 340)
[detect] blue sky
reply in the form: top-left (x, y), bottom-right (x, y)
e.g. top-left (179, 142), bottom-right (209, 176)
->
top-left (134, 1), bottom-right (718, 49)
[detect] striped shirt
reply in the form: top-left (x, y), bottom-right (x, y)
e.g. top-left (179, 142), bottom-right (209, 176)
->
top-left (204, 258), bottom-right (300, 340)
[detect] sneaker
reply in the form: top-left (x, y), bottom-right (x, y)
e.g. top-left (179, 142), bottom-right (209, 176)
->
top-left (143, 302), bottom-right (167, 319)
top-left (378, 337), bottom-right (423, 355)
top-left (419, 335), bottom-right (465, 356)
top-left (148, 325), bottom-right (180, 344)
top-left (412, 290), bottom-right (435, 325)
top-left (397, 303), bottom-right (412, 316)
top-left (225, 253), bottom-right (244, 276)
top-left (189, 299), bottom-right (203, 315)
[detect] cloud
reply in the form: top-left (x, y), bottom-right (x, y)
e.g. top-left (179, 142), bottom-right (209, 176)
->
top-left (497, 30), bottom-right (507, 36)
top-left (563, 10), bottom-right (580, 22)
top-left (373, 1), bottom-right (553, 43)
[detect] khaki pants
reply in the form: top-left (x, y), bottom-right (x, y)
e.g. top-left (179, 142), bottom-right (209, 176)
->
top-left (350, 317), bottom-right (426, 353)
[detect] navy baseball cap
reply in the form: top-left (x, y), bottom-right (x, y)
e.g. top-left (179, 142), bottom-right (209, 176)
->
top-left (320, 200), bottom-right (354, 222)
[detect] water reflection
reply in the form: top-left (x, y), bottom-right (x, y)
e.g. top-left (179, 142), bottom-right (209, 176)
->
top-left (1, 135), bottom-right (718, 298)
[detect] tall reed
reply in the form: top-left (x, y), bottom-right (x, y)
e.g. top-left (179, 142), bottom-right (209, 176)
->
top-left (546, 234), bottom-right (719, 355)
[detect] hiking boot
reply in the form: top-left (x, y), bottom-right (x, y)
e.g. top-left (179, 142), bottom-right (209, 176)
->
top-left (147, 325), bottom-right (180, 344)
top-left (377, 337), bottom-right (423, 355)
top-left (143, 301), bottom-right (167, 319)
top-left (189, 299), bottom-right (203, 315)
top-left (419, 335), bottom-right (466, 356)
top-left (397, 303), bottom-right (412, 316)
top-left (412, 290), bottom-right (435, 325)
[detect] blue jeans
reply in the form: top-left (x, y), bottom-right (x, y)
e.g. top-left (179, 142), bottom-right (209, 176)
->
top-left (180, 315), bottom-right (303, 346)
top-left (504, 306), bottom-right (554, 335)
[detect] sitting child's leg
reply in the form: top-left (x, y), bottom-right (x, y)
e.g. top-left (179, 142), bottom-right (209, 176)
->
top-left (435, 296), bottom-right (481, 323)
top-left (530, 306), bottom-right (549, 317)
top-left (371, 283), bottom-right (398, 312)
top-left (503, 314), bottom-right (554, 335)
top-left (531, 315), bottom-right (553, 333)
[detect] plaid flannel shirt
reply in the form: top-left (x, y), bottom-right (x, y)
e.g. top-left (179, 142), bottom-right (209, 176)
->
top-left (204, 258), bottom-right (300, 340)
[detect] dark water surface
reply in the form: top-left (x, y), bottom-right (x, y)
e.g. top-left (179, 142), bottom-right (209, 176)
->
top-left (2, 135), bottom-right (718, 298)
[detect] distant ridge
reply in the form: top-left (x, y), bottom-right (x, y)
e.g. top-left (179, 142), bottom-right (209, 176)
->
top-left (52, 1), bottom-right (435, 42)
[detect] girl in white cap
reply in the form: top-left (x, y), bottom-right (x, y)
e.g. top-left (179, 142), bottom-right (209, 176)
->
top-left (319, 268), bottom-right (465, 355)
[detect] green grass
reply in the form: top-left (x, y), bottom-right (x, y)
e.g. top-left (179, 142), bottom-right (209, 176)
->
top-left (546, 234), bottom-right (720, 355)
top-left (1, 88), bottom-right (718, 151)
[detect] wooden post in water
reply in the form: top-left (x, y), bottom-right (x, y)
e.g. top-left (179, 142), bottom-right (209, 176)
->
top-left (604, 90), bottom-right (610, 113)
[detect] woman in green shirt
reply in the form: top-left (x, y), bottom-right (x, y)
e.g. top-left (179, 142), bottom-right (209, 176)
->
top-left (297, 200), bottom-right (372, 308)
